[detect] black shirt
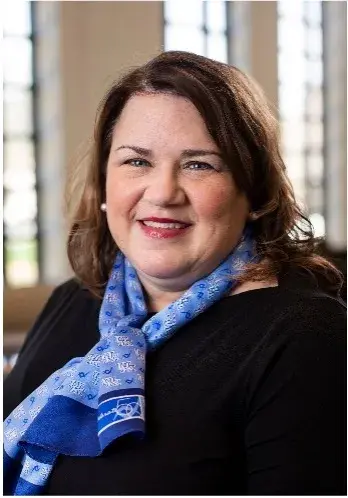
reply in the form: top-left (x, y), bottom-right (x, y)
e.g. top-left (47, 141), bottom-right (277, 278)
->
top-left (3, 270), bottom-right (347, 495)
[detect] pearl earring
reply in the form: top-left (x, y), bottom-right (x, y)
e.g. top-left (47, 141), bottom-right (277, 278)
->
top-left (101, 203), bottom-right (107, 212)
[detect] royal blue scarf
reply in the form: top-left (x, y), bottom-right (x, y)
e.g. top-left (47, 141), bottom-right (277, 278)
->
top-left (4, 228), bottom-right (257, 495)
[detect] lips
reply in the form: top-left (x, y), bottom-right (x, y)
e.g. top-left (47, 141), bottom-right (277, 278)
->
top-left (140, 217), bottom-right (191, 226)
top-left (139, 217), bottom-right (192, 230)
top-left (142, 221), bottom-right (186, 229)
top-left (137, 217), bottom-right (192, 239)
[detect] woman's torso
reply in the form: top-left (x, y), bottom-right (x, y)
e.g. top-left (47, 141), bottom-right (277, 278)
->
top-left (4, 270), bottom-right (346, 495)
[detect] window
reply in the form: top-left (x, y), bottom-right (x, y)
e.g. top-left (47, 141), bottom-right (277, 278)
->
top-left (164, 0), bottom-right (229, 63)
top-left (278, 1), bottom-right (325, 237)
top-left (3, 0), bottom-right (40, 286)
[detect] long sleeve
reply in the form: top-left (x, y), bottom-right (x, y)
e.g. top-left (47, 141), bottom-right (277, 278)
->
top-left (245, 299), bottom-right (347, 495)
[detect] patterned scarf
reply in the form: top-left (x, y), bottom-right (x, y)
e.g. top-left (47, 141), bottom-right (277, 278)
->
top-left (4, 228), bottom-right (257, 495)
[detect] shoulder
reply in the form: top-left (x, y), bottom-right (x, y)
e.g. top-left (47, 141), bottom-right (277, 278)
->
top-left (245, 289), bottom-right (346, 384)
top-left (270, 293), bottom-right (346, 365)
top-left (248, 284), bottom-right (346, 350)
top-left (235, 265), bottom-right (346, 341)
top-left (216, 280), bottom-right (346, 372)
top-left (49, 277), bottom-right (89, 301)
top-left (37, 277), bottom-right (101, 334)
top-left (267, 279), bottom-right (346, 339)
top-left (17, 278), bottom-right (100, 359)
top-left (3, 279), bottom-right (100, 416)
top-left (44, 278), bottom-right (100, 312)
top-left (223, 289), bottom-right (346, 418)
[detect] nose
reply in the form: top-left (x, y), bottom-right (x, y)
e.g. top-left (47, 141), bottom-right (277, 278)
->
top-left (142, 167), bottom-right (186, 207)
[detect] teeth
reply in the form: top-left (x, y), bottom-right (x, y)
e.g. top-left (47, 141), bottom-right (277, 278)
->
top-left (142, 221), bottom-right (185, 229)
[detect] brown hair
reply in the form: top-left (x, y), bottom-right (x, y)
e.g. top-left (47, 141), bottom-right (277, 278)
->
top-left (66, 50), bottom-right (343, 298)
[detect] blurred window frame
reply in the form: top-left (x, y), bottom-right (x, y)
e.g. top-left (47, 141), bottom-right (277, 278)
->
top-left (163, 0), bottom-right (230, 64)
top-left (3, 0), bottom-right (41, 288)
top-left (277, 0), bottom-right (326, 238)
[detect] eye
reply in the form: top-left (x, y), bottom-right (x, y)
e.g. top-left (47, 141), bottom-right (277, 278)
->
top-left (185, 161), bottom-right (214, 171)
top-left (124, 158), bottom-right (150, 168)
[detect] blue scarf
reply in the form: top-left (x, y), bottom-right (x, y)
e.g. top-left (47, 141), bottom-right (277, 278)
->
top-left (4, 228), bottom-right (257, 495)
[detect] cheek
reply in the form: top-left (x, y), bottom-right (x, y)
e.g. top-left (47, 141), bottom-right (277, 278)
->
top-left (194, 183), bottom-right (241, 222)
top-left (106, 173), bottom-right (139, 214)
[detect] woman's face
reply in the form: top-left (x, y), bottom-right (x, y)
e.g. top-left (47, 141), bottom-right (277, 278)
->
top-left (106, 93), bottom-right (249, 291)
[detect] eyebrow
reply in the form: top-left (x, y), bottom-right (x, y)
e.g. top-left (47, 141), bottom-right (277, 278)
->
top-left (114, 145), bottom-right (222, 159)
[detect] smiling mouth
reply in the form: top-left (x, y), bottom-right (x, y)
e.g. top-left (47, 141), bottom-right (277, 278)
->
top-left (141, 220), bottom-right (189, 229)
top-left (138, 220), bottom-right (192, 239)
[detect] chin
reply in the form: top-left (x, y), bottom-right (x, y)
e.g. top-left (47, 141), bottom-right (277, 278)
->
top-left (132, 255), bottom-right (191, 281)
top-left (137, 263), bottom-right (186, 280)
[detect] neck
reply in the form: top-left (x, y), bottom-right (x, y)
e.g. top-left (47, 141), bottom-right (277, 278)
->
top-left (137, 275), bottom-right (189, 312)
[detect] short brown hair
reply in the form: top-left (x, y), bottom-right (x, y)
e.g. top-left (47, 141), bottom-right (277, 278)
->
top-left (66, 51), bottom-right (343, 298)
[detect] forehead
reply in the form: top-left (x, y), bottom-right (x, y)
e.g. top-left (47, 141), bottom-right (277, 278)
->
top-left (111, 93), bottom-right (217, 149)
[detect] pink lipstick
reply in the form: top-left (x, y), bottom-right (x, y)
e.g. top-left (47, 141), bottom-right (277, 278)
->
top-left (138, 217), bottom-right (192, 239)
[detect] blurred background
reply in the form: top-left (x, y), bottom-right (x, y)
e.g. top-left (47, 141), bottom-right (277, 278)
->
top-left (3, 0), bottom-right (347, 376)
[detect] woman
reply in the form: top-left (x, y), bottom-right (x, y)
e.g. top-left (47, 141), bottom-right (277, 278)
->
top-left (4, 51), bottom-right (346, 495)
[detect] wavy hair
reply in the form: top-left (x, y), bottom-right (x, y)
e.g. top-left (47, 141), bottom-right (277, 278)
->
top-left (66, 51), bottom-right (343, 298)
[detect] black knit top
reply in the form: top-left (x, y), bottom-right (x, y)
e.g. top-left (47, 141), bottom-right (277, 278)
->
top-left (3, 269), bottom-right (346, 495)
